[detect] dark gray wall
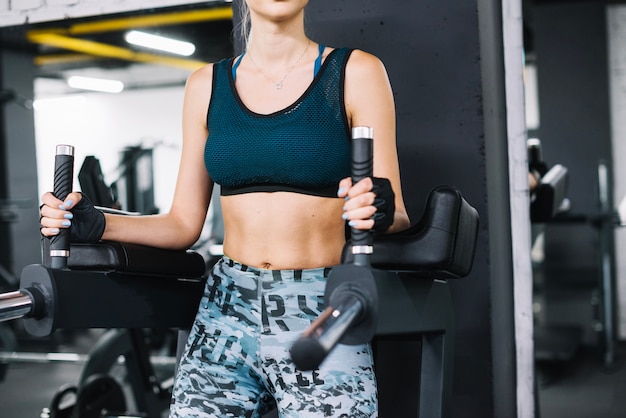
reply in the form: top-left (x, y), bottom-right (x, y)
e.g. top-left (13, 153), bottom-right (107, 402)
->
top-left (532, 2), bottom-right (615, 346)
top-left (0, 48), bottom-right (10, 285)
top-left (300, 1), bottom-right (511, 417)
top-left (0, 46), bottom-right (41, 281)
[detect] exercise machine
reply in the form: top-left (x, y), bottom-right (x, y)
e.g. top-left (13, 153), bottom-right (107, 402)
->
top-left (290, 128), bottom-right (479, 418)
top-left (0, 145), bottom-right (206, 417)
top-left (0, 138), bottom-right (479, 417)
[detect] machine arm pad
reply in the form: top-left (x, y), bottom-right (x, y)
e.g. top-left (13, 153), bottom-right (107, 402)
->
top-left (342, 185), bottom-right (479, 278)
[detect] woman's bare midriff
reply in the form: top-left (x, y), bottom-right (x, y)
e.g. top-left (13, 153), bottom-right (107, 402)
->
top-left (221, 192), bottom-right (347, 270)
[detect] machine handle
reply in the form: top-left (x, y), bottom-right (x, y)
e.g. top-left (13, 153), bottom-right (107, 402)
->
top-left (527, 138), bottom-right (542, 168)
top-left (49, 145), bottom-right (74, 269)
top-left (290, 129), bottom-right (379, 370)
top-left (290, 279), bottom-right (373, 371)
top-left (350, 127), bottom-right (374, 266)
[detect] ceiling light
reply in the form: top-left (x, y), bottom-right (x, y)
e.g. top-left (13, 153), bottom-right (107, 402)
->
top-left (33, 95), bottom-right (87, 111)
top-left (67, 76), bottom-right (124, 93)
top-left (124, 30), bottom-right (196, 56)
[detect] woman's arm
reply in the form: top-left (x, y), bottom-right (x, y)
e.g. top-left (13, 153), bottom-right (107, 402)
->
top-left (340, 49), bottom-right (411, 233)
top-left (40, 65), bottom-right (215, 250)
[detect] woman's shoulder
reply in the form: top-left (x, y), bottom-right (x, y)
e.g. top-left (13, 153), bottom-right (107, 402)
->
top-left (344, 48), bottom-right (385, 67)
top-left (186, 55), bottom-right (235, 85)
top-left (323, 46), bottom-right (384, 73)
top-left (343, 48), bottom-right (388, 81)
top-left (183, 62), bottom-right (219, 108)
top-left (187, 62), bottom-right (214, 87)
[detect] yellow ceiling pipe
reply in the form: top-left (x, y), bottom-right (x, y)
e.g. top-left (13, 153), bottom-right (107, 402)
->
top-left (34, 53), bottom-right (100, 67)
top-left (28, 6), bottom-right (233, 36)
top-left (27, 32), bottom-right (208, 71)
top-left (71, 6), bottom-right (233, 34)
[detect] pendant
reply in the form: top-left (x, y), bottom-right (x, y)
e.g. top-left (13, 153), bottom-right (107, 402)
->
top-left (275, 81), bottom-right (283, 90)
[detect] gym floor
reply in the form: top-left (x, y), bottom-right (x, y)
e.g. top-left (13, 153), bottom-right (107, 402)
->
top-left (537, 342), bottom-right (626, 418)
top-left (1, 327), bottom-right (625, 418)
top-left (1, 328), bottom-right (176, 418)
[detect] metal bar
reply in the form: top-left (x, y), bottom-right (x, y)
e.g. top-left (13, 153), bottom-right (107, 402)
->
top-left (315, 299), bottom-right (364, 352)
top-left (0, 351), bottom-right (177, 366)
top-left (597, 161), bottom-right (616, 367)
top-left (290, 297), bottom-right (364, 370)
top-left (0, 291), bottom-right (32, 322)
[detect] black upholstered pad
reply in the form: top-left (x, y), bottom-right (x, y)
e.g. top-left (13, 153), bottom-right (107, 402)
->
top-left (66, 241), bottom-right (206, 278)
top-left (343, 185), bottom-right (479, 278)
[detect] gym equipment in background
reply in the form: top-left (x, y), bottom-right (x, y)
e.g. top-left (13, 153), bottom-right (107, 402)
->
top-left (529, 138), bottom-right (624, 369)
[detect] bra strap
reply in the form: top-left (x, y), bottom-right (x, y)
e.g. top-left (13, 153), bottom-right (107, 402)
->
top-left (231, 53), bottom-right (245, 81)
top-left (314, 44), bottom-right (325, 78)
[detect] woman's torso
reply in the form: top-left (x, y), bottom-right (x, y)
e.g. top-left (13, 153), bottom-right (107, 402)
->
top-left (206, 46), bottom-right (353, 269)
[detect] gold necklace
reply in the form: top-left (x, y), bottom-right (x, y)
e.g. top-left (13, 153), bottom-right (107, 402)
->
top-left (248, 41), bottom-right (311, 90)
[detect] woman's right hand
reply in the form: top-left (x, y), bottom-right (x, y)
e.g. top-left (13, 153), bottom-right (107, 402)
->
top-left (40, 192), bottom-right (106, 242)
top-left (40, 191), bottom-right (81, 237)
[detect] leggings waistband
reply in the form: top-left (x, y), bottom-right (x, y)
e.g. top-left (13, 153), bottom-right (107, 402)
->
top-left (220, 255), bottom-right (332, 278)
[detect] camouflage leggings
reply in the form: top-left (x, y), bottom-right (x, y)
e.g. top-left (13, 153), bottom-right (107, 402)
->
top-left (170, 256), bottom-right (378, 418)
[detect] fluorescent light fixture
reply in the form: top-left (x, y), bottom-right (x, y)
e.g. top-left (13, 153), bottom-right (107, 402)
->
top-left (33, 95), bottom-right (87, 111)
top-left (67, 76), bottom-right (124, 93)
top-left (124, 30), bottom-right (196, 56)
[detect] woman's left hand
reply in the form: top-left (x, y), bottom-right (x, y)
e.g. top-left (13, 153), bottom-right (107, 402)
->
top-left (337, 176), bottom-right (395, 232)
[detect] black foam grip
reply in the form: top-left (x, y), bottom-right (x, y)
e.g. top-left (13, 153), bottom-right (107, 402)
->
top-left (527, 140), bottom-right (542, 167)
top-left (350, 127), bottom-right (374, 259)
top-left (49, 145), bottom-right (74, 269)
top-left (290, 336), bottom-right (327, 371)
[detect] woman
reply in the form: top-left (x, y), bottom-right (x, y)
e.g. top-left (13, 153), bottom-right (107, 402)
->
top-left (40, 0), bottom-right (410, 416)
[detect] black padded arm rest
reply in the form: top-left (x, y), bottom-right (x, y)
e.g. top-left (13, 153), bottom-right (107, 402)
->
top-left (342, 185), bottom-right (479, 278)
top-left (531, 164), bottom-right (569, 222)
top-left (60, 241), bottom-right (206, 278)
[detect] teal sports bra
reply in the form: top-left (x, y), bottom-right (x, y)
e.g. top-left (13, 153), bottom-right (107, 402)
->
top-left (204, 47), bottom-right (353, 197)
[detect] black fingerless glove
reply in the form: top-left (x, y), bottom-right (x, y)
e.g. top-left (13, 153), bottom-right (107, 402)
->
top-left (371, 177), bottom-right (395, 233)
top-left (70, 194), bottom-right (105, 243)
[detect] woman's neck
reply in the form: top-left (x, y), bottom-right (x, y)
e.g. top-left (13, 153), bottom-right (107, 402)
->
top-left (246, 11), bottom-right (309, 65)
top-left (247, 33), bottom-right (311, 69)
